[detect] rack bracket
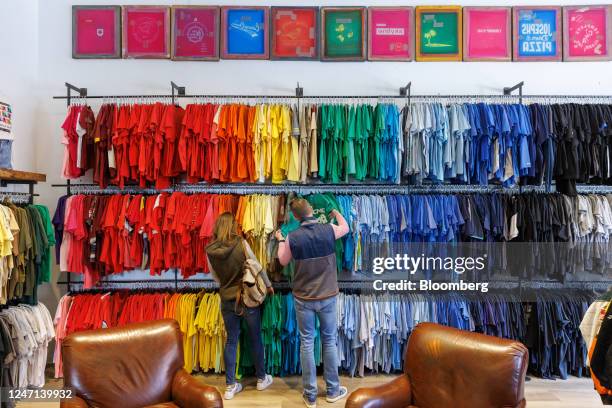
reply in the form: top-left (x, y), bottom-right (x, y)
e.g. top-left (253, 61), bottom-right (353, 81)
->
top-left (399, 82), bottom-right (412, 97)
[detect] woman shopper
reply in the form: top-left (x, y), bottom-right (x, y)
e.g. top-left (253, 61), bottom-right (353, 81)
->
top-left (205, 212), bottom-right (274, 400)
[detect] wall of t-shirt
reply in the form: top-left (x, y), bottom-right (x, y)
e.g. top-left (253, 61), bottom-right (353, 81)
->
top-left (53, 191), bottom-right (612, 287)
top-left (72, 5), bottom-right (612, 62)
top-left (60, 101), bottom-right (612, 194)
top-left (0, 203), bottom-right (54, 306)
top-left (52, 289), bottom-right (593, 381)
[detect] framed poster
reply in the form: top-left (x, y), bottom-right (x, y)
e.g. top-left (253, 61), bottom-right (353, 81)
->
top-left (72, 5), bottom-right (121, 59)
top-left (122, 6), bottom-right (170, 59)
top-left (513, 6), bottom-right (562, 61)
top-left (171, 6), bottom-right (219, 61)
top-left (221, 6), bottom-right (269, 59)
top-left (415, 6), bottom-right (462, 61)
top-left (563, 5), bottom-right (612, 61)
top-left (367, 7), bottom-right (414, 61)
top-left (271, 7), bottom-right (319, 60)
top-left (321, 7), bottom-right (366, 61)
top-left (463, 7), bottom-right (511, 61)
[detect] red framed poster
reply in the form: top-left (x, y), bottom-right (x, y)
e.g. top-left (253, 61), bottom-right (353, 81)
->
top-left (72, 5), bottom-right (121, 59)
top-left (271, 7), bottom-right (319, 60)
top-left (367, 7), bottom-right (414, 61)
top-left (463, 7), bottom-right (512, 61)
top-left (563, 5), bottom-right (612, 61)
top-left (171, 6), bottom-right (220, 61)
top-left (122, 6), bottom-right (170, 59)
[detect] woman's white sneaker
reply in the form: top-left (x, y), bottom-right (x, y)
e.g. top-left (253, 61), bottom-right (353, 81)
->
top-left (257, 374), bottom-right (273, 391)
top-left (224, 383), bottom-right (243, 400)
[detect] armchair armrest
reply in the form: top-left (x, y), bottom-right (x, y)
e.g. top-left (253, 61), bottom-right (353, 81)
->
top-left (346, 375), bottom-right (412, 408)
top-left (172, 369), bottom-right (223, 408)
top-left (60, 396), bottom-right (88, 408)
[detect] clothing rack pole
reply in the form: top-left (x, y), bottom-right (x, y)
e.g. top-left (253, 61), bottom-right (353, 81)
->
top-left (52, 92), bottom-right (612, 101)
top-left (48, 181), bottom-right (612, 195)
top-left (63, 82), bottom-right (86, 288)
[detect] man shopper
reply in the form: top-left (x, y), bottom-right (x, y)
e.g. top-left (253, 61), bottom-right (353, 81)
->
top-left (275, 198), bottom-right (350, 408)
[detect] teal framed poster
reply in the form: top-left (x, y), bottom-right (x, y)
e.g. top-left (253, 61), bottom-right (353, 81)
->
top-left (416, 6), bottom-right (462, 61)
top-left (321, 7), bottom-right (366, 61)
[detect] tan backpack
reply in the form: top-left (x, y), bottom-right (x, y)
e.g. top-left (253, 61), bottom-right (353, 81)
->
top-left (235, 240), bottom-right (267, 312)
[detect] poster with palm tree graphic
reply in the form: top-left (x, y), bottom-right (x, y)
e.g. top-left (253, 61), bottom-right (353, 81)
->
top-left (321, 7), bottom-right (366, 61)
top-left (416, 6), bottom-right (462, 61)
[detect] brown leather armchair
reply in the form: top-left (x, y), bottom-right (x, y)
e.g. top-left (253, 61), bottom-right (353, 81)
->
top-left (347, 323), bottom-right (528, 408)
top-left (60, 319), bottom-right (223, 408)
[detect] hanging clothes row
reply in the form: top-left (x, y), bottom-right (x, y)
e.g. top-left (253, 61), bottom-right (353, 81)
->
top-left (52, 290), bottom-right (593, 382)
top-left (0, 202), bottom-right (54, 305)
top-left (52, 191), bottom-right (612, 286)
top-left (60, 102), bottom-right (612, 193)
top-left (52, 193), bottom-right (285, 288)
top-left (0, 303), bottom-right (54, 394)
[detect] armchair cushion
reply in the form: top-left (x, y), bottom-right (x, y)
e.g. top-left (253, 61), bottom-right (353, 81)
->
top-left (60, 396), bottom-right (88, 408)
top-left (346, 375), bottom-right (412, 408)
top-left (172, 369), bottom-right (223, 408)
top-left (405, 323), bottom-right (528, 408)
top-left (62, 320), bottom-right (184, 408)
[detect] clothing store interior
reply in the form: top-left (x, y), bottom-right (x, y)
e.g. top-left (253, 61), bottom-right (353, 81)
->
top-left (2, 0), bottom-right (612, 407)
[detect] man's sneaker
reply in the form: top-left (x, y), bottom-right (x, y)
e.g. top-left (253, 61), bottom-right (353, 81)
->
top-left (257, 374), bottom-right (273, 391)
top-left (224, 382), bottom-right (243, 400)
top-left (303, 394), bottom-right (317, 408)
top-left (326, 386), bottom-right (348, 403)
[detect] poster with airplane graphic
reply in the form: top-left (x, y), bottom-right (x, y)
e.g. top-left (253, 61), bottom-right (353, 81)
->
top-left (221, 6), bottom-right (269, 59)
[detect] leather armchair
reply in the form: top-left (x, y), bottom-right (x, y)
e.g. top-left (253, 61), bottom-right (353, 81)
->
top-left (60, 319), bottom-right (223, 408)
top-left (347, 323), bottom-right (528, 408)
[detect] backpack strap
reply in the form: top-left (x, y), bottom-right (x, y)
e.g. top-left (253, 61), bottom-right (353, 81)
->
top-left (234, 239), bottom-right (248, 316)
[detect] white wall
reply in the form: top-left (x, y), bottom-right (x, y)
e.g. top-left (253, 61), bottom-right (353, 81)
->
top-left (3, 0), bottom-right (612, 309)
top-left (0, 0), bottom-right (38, 171)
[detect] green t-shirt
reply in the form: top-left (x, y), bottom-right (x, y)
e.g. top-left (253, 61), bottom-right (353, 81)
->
top-left (279, 194), bottom-right (344, 276)
top-left (34, 205), bottom-right (55, 283)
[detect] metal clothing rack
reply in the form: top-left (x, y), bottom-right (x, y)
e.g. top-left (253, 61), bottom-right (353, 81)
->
top-left (51, 81), bottom-right (612, 292)
top-left (60, 277), bottom-right (376, 292)
top-left (52, 81), bottom-right (612, 104)
top-left (50, 181), bottom-right (612, 195)
top-left (0, 169), bottom-right (45, 205)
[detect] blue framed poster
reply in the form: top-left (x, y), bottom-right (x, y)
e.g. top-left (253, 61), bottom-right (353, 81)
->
top-left (221, 6), bottom-right (269, 59)
top-left (513, 6), bottom-right (562, 61)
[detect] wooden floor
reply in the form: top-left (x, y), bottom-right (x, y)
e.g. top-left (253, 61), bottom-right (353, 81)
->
top-left (16, 375), bottom-right (604, 408)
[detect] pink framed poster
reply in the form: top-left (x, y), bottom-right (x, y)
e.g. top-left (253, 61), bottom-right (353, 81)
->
top-left (463, 7), bottom-right (512, 61)
top-left (367, 7), bottom-right (414, 61)
top-left (171, 6), bottom-right (220, 61)
top-left (72, 6), bottom-right (121, 59)
top-left (563, 5), bottom-right (612, 61)
top-left (122, 6), bottom-right (170, 59)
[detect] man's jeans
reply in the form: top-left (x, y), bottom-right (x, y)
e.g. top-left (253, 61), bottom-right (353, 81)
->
top-left (221, 300), bottom-right (266, 385)
top-left (294, 296), bottom-right (340, 400)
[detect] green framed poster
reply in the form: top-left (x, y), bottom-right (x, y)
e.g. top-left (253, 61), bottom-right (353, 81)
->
top-left (321, 7), bottom-right (366, 61)
top-left (416, 6), bottom-right (462, 61)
